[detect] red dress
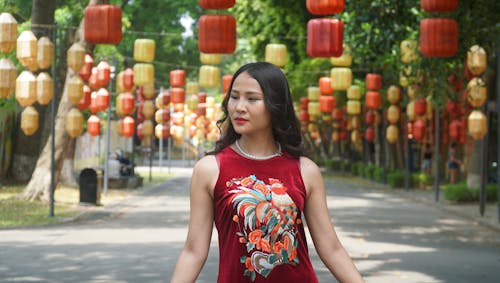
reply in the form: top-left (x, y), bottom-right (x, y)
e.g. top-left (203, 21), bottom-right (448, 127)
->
top-left (214, 146), bottom-right (319, 283)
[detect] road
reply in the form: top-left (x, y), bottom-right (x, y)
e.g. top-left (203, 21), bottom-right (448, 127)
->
top-left (1, 168), bottom-right (499, 282)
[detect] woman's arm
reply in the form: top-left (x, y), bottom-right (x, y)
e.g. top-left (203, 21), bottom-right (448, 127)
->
top-left (300, 157), bottom-right (364, 283)
top-left (170, 155), bottom-right (218, 283)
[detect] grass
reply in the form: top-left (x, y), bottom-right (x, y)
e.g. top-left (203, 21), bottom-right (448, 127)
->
top-left (0, 170), bottom-right (174, 229)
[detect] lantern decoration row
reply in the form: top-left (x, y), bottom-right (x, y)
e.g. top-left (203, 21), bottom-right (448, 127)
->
top-left (84, 4), bottom-right (123, 44)
top-left (465, 45), bottom-right (488, 140)
top-left (0, 12), bottom-right (18, 54)
top-left (198, 14), bottom-right (236, 54)
top-left (306, 0), bottom-right (344, 58)
top-left (306, 0), bottom-right (345, 15)
top-left (0, 58), bottom-right (17, 99)
top-left (133, 38), bottom-right (155, 86)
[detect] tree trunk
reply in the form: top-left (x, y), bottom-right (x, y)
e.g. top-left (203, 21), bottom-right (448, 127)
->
top-left (21, 0), bottom-right (101, 201)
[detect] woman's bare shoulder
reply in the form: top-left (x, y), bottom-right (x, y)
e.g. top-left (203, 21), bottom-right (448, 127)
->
top-left (193, 155), bottom-right (219, 175)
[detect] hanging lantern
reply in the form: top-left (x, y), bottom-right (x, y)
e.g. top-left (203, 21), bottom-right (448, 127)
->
top-left (319, 77), bottom-right (334, 95)
top-left (96, 88), bottom-right (110, 111)
top-left (198, 92), bottom-right (207, 103)
top-left (140, 120), bottom-right (154, 138)
top-left (406, 100), bottom-right (416, 121)
top-left (414, 98), bottom-right (427, 116)
top-left (141, 100), bottom-right (155, 120)
top-left (331, 108), bottom-right (343, 120)
top-left (365, 91), bottom-right (381, 109)
top-left (386, 105), bottom-right (400, 124)
top-left (16, 71), bottom-right (36, 107)
top-left (84, 4), bottom-right (122, 44)
top-left (199, 65), bottom-right (220, 88)
top-left (307, 101), bottom-right (320, 117)
top-left (142, 83), bottom-right (155, 100)
top-left (36, 72), bottom-right (53, 105)
top-left (419, 18), bottom-right (458, 58)
top-left (346, 100), bottom-right (361, 115)
top-left (199, 0), bottom-right (235, 9)
top-left (307, 18), bottom-right (343, 58)
top-left (467, 77), bottom-right (487, 108)
top-left (96, 61), bottom-right (110, 87)
top-left (133, 63), bottom-right (154, 86)
top-left (170, 69), bottom-right (186, 87)
top-left (319, 95), bottom-right (335, 113)
top-left (155, 124), bottom-right (171, 139)
top-left (265, 43), bottom-right (287, 67)
top-left (36, 37), bottom-right (54, 70)
top-left (307, 86), bottom-right (321, 101)
top-left (413, 119), bottom-right (426, 141)
top-left (79, 54), bottom-right (93, 82)
top-left (20, 106), bottom-right (39, 136)
top-left (467, 110), bottom-right (487, 140)
top-left (366, 73), bottom-right (382, 90)
top-left (421, 0), bottom-right (458, 12)
top-left (77, 85), bottom-right (91, 110)
top-left (365, 127), bottom-right (375, 143)
top-left (87, 114), bottom-right (101, 136)
top-left (306, 0), bottom-right (345, 15)
top-left (89, 91), bottom-right (100, 113)
top-left (122, 67), bottom-right (134, 91)
top-left (364, 110), bottom-right (376, 126)
top-left (400, 39), bottom-right (417, 63)
top-left (121, 116), bottom-right (135, 138)
top-left (156, 90), bottom-right (170, 108)
top-left (449, 119), bottom-right (462, 141)
top-left (67, 43), bottom-right (86, 73)
top-left (155, 109), bottom-right (171, 124)
top-left (200, 52), bottom-right (222, 65)
top-left (299, 109), bottom-right (310, 122)
top-left (133, 39), bottom-right (155, 62)
top-left (330, 67), bottom-right (352, 91)
top-left (198, 14), bottom-right (236, 54)
top-left (330, 44), bottom-right (352, 67)
top-left (65, 108), bottom-right (84, 138)
top-left (351, 129), bottom-right (361, 143)
top-left (349, 115), bottom-right (361, 129)
top-left (222, 75), bottom-right (232, 93)
top-left (171, 87), bottom-right (186, 104)
top-left (466, 45), bottom-right (487, 76)
top-left (387, 85), bottom-right (401, 104)
top-left (186, 94), bottom-right (198, 111)
top-left (347, 85), bottom-right (361, 100)
top-left (0, 58), bottom-right (16, 99)
top-left (16, 30), bottom-right (37, 68)
top-left (386, 124), bottom-right (399, 144)
top-left (117, 92), bottom-right (135, 116)
top-left (0, 13), bottom-right (18, 54)
top-left (186, 82), bottom-right (199, 95)
top-left (173, 103), bottom-right (184, 112)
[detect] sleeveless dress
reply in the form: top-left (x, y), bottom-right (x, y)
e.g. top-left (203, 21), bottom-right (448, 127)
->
top-left (214, 146), bottom-right (319, 283)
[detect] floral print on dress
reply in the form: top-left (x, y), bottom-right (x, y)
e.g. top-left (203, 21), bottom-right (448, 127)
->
top-left (227, 174), bottom-right (301, 281)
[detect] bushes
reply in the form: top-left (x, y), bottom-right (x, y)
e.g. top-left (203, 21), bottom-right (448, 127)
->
top-left (387, 170), bottom-right (405, 188)
top-left (443, 182), bottom-right (499, 202)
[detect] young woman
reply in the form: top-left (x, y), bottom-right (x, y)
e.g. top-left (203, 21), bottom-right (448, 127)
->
top-left (171, 62), bottom-right (364, 283)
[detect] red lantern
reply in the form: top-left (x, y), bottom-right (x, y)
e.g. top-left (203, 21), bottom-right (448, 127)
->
top-left (89, 91), bottom-right (100, 113)
top-left (319, 77), bottom-right (334, 95)
top-left (306, 0), bottom-right (345, 15)
top-left (413, 119), bottom-right (426, 141)
top-left (365, 91), bottom-right (381, 109)
top-left (198, 14), bottom-right (236, 54)
top-left (339, 130), bottom-right (348, 141)
top-left (88, 67), bottom-right (99, 90)
top-left (299, 109), bottom-right (310, 122)
top-left (87, 115), bottom-right (100, 136)
top-left (96, 88), bottom-right (110, 111)
top-left (307, 18), bottom-right (344, 58)
top-left (364, 127), bottom-right (375, 143)
top-left (319, 95), bottom-right (335, 113)
top-left (171, 87), bottom-right (185, 104)
top-left (161, 90), bottom-right (171, 106)
top-left (199, 0), bottom-right (235, 9)
top-left (96, 61), bottom-right (110, 87)
top-left (331, 108), bottom-right (343, 120)
top-left (84, 4), bottom-right (122, 44)
top-left (365, 110), bottom-right (376, 126)
top-left (365, 73), bottom-right (382, 90)
top-left (77, 85), bottom-right (92, 110)
top-left (198, 92), bottom-right (207, 103)
top-left (118, 92), bottom-right (135, 115)
top-left (300, 97), bottom-right (309, 110)
top-left (414, 98), bottom-right (427, 116)
top-left (123, 68), bottom-right (134, 91)
top-left (79, 54), bottom-right (93, 81)
top-left (170, 69), bottom-right (186, 87)
top-left (449, 119), bottom-right (462, 141)
top-left (197, 104), bottom-right (207, 116)
top-left (419, 18), bottom-right (458, 58)
top-left (222, 75), bottom-right (232, 93)
top-left (421, 0), bottom-right (458, 12)
top-left (121, 116), bottom-right (135, 138)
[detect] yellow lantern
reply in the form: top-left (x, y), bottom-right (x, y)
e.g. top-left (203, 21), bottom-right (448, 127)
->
top-left (330, 67), bottom-right (352, 91)
top-left (67, 43), bottom-right (86, 73)
top-left (37, 36), bottom-right (54, 70)
top-left (265, 43), bottom-right (287, 67)
top-left (21, 106), bottom-right (39, 135)
top-left (200, 52), bottom-right (222, 65)
top-left (134, 39), bottom-right (155, 62)
top-left (0, 58), bottom-right (16, 99)
top-left (467, 110), bottom-right (487, 140)
top-left (467, 77), bottom-right (487, 107)
top-left (187, 94), bottom-right (199, 111)
top-left (307, 101), bottom-right (320, 117)
top-left (199, 65), bottom-right (220, 88)
top-left (142, 100), bottom-right (155, 119)
top-left (406, 100), bottom-right (416, 121)
top-left (16, 30), bottom-right (37, 68)
top-left (349, 115), bottom-right (361, 129)
top-left (142, 83), bottom-right (155, 100)
top-left (307, 86), bottom-right (321, 101)
top-left (331, 130), bottom-right (339, 142)
top-left (186, 81), bottom-right (199, 95)
top-left (36, 72), bottom-right (53, 105)
top-left (206, 96), bottom-right (215, 108)
top-left (386, 105), bottom-right (400, 124)
top-left (133, 63), bottom-right (154, 86)
top-left (346, 100), bottom-right (361, 115)
top-left (0, 12), bottom-right (18, 54)
top-left (67, 75), bottom-right (84, 105)
top-left (330, 45), bottom-right (352, 67)
top-left (467, 45), bottom-right (487, 76)
top-left (386, 124), bottom-right (399, 144)
top-left (116, 71), bottom-right (125, 93)
top-left (65, 108), bottom-right (84, 138)
top-left (141, 120), bottom-right (154, 137)
top-left (351, 129), bottom-right (361, 143)
top-left (347, 85), bottom-right (361, 100)
top-left (16, 70), bottom-right (37, 107)
top-left (387, 85), bottom-right (401, 104)
top-left (400, 40), bottom-right (418, 64)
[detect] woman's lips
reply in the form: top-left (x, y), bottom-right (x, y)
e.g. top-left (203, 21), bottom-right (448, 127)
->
top-left (234, 118), bottom-right (248, 125)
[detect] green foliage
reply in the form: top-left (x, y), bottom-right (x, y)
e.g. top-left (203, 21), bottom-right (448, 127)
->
top-left (373, 166), bottom-right (384, 182)
top-left (363, 164), bottom-right (376, 179)
top-left (443, 183), bottom-right (498, 202)
top-left (387, 170), bottom-right (405, 188)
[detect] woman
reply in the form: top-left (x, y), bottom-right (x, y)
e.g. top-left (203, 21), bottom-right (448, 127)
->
top-left (171, 62), bottom-right (363, 283)
top-left (448, 142), bottom-right (461, 184)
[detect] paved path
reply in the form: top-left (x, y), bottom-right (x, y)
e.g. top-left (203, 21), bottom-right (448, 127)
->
top-left (1, 168), bottom-right (499, 282)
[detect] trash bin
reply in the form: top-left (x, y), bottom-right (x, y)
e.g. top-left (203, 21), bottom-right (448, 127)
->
top-left (79, 168), bottom-right (98, 205)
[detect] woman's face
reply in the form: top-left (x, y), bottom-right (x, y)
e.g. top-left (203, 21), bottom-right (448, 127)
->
top-left (228, 72), bottom-right (272, 136)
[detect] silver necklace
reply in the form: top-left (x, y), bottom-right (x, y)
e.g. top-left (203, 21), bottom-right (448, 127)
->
top-left (235, 139), bottom-right (282, 160)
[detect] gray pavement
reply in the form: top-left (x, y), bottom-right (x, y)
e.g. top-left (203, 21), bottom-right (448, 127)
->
top-left (0, 167), bottom-right (499, 282)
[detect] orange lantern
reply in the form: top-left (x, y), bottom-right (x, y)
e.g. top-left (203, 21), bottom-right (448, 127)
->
top-left (37, 37), bottom-right (54, 70)
top-left (265, 43), bottom-right (287, 67)
top-left (306, 0), bottom-right (344, 15)
top-left (84, 4), bottom-right (122, 44)
top-left (421, 0), bottom-right (458, 12)
top-left (198, 14), bottom-right (236, 54)
top-left (222, 75), bottom-right (232, 93)
top-left (419, 18), bottom-right (458, 58)
top-left (16, 70), bottom-right (37, 107)
top-left (122, 68), bottom-right (134, 91)
top-left (67, 43), bottom-right (86, 73)
top-left (36, 72), bottom-right (53, 105)
top-left (199, 0), bottom-right (235, 9)
top-left (121, 116), bottom-right (135, 138)
top-left (0, 12), bottom-right (18, 54)
top-left (171, 87), bottom-right (186, 104)
top-left (89, 91), bottom-right (100, 113)
top-left (16, 30), bottom-right (37, 68)
top-left (134, 39), bottom-right (155, 62)
top-left (170, 69), bottom-right (186, 87)
top-left (87, 114), bottom-right (101, 136)
top-left (365, 91), bottom-right (381, 109)
top-left (449, 119), bottom-right (462, 141)
top-left (119, 92), bottom-right (136, 116)
top-left (413, 119), bottom-right (426, 141)
top-left (96, 61), bottom-right (110, 87)
top-left (96, 88), bottom-right (110, 111)
top-left (156, 90), bottom-right (170, 108)
top-left (0, 58), bottom-right (16, 99)
top-left (414, 98), bottom-right (427, 116)
top-left (79, 54), bottom-right (93, 81)
top-left (319, 77), bottom-right (334, 95)
top-left (21, 106), bottom-right (39, 136)
top-left (365, 73), bottom-right (382, 90)
top-left (319, 95), bottom-right (335, 113)
top-left (467, 110), bottom-right (487, 140)
top-left (307, 18), bottom-right (343, 58)
top-left (88, 67), bottom-right (99, 90)
top-left (77, 85), bottom-right (91, 110)
top-left (331, 108), bottom-right (343, 120)
top-left (65, 108), bottom-right (84, 138)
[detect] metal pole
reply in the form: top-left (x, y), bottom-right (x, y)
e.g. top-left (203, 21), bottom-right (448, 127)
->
top-left (149, 135), bottom-right (153, 182)
top-left (103, 64), bottom-right (115, 196)
top-left (496, 38), bottom-right (500, 223)
top-left (480, 104), bottom-right (489, 216)
top-left (434, 106), bottom-right (440, 202)
top-left (158, 87), bottom-right (163, 172)
top-left (405, 119), bottom-right (410, 192)
top-left (168, 135), bottom-right (171, 174)
top-left (49, 24), bottom-right (57, 217)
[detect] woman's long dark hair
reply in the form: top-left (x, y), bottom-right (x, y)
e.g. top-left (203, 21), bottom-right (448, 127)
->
top-left (207, 62), bottom-right (303, 158)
